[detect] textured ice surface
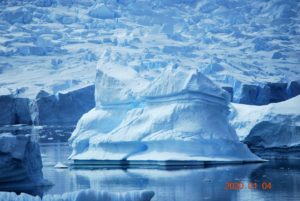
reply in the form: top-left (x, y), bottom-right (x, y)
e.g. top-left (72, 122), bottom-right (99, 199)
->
top-left (0, 85), bottom-right (95, 126)
top-left (0, 0), bottom-right (299, 102)
top-left (230, 95), bottom-right (300, 149)
top-left (0, 133), bottom-right (47, 191)
top-left (0, 189), bottom-right (154, 201)
top-left (69, 52), bottom-right (261, 162)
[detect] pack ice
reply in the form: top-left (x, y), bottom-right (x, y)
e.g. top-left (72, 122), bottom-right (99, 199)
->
top-left (69, 51), bottom-right (261, 163)
top-left (230, 95), bottom-right (300, 157)
top-left (0, 189), bottom-right (154, 201)
top-left (0, 133), bottom-right (47, 191)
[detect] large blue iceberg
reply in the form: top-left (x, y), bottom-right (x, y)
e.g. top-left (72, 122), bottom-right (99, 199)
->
top-left (69, 50), bottom-right (261, 163)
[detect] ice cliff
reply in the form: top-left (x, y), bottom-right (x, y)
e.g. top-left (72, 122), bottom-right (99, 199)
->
top-left (0, 189), bottom-right (154, 201)
top-left (230, 95), bottom-right (300, 159)
top-left (69, 51), bottom-right (261, 162)
top-left (0, 133), bottom-right (48, 192)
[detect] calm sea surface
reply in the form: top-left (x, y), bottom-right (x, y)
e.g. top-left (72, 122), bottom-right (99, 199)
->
top-left (1, 126), bottom-right (300, 201)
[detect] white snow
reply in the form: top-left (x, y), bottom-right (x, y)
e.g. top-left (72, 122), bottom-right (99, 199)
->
top-left (69, 54), bottom-right (261, 162)
top-left (0, 0), bottom-right (299, 100)
top-left (0, 189), bottom-right (154, 201)
top-left (230, 95), bottom-right (300, 148)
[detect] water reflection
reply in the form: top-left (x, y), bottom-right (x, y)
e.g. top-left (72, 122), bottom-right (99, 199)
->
top-left (1, 126), bottom-right (300, 201)
top-left (41, 142), bottom-right (300, 201)
top-left (68, 165), bottom-right (261, 201)
top-left (248, 160), bottom-right (300, 201)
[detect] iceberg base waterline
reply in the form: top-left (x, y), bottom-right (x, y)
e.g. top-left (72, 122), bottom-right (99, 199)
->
top-left (71, 159), bottom-right (265, 169)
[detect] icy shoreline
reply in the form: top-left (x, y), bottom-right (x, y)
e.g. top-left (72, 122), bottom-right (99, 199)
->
top-left (0, 189), bottom-right (154, 201)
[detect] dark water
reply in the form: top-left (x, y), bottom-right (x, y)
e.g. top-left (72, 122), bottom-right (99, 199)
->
top-left (2, 126), bottom-right (300, 201)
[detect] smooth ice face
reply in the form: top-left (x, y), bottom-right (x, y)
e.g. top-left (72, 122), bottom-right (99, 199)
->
top-left (69, 52), bottom-right (261, 162)
top-left (0, 189), bottom-right (154, 201)
top-left (230, 95), bottom-right (300, 149)
top-left (0, 133), bottom-right (47, 191)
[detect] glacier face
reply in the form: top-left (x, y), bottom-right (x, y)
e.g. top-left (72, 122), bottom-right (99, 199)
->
top-left (0, 0), bottom-right (300, 126)
top-left (0, 133), bottom-right (48, 192)
top-left (230, 95), bottom-right (300, 158)
top-left (0, 189), bottom-right (154, 201)
top-left (0, 0), bottom-right (299, 103)
top-left (69, 51), bottom-right (261, 162)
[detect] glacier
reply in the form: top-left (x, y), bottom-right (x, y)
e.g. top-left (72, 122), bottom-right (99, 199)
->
top-left (0, 189), bottom-right (154, 201)
top-left (69, 50), bottom-right (261, 163)
top-left (1, 0), bottom-right (300, 126)
top-left (0, 133), bottom-right (49, 192)
top-left (230, 95), bottom-right (300, 159)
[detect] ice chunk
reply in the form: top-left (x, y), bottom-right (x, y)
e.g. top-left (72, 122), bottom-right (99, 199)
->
top-left (37, 85), bottom-right (95, 125)
top-left (230, 95), bottom-right (300, 149)
top-left (35, 0), bottom-right (53, 7)
top-left (0, 96), bottom-right (32, 125)
top-left (0, 189), bottom-right (154, 201)
top-left (0, 133), bottom-right (47, 191)
top-left (69, 56), bottom-right (261, 163)
top-left (88, 4), bottom-right (118, 19)
top-left (1, 7), bottom-right (32, 24)
top-left (54, 162), bottom-right (68, 169)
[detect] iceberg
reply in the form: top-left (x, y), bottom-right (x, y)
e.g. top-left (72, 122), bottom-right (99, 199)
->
top-left (0, 133), bottom-right (48, 192)
top-left (0, 189), bottom-right (154, 201)
top-left (230, 95), bottom-right (300, 158)
top-left (69, 51), bottom-right (261, 164)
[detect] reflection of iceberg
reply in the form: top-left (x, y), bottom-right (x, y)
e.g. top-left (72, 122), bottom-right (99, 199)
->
top-left (69, 51), bottom-right (261, 164)
top-left (70, 165), bottom-right (261, 201)
top-left (0, 133), bottom-right (49, 194)
top-left (0, 189), bottom-right (154, 201)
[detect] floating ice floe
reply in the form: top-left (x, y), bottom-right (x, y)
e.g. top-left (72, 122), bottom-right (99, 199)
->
top-left (54, 162), bottom-right (68, 169)
top-left (69, 51), bottom-right (262, 164)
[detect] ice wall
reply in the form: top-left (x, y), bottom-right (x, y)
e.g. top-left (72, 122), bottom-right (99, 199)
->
top-left (0, 133), bottom-right (47, 192)
top-left (230, 95), bottom-right (300, 158)
top-left (0, 85), bottom-right (95, 126)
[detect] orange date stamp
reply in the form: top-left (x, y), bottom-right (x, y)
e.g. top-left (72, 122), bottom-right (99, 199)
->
top-left (225, 181), bottom-right (272, 191)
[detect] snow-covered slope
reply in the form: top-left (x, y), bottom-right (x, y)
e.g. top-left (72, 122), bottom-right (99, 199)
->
top-left (69, 52), bottom-right (261, 162)
top-left (230, 95), bottom-right (300, 158)
top-left (0, 133), bottom-right (48, 191)
top-left (0, 0), bottom-right (299, 104)
top-left (0, 189), bottom-right (154, 201)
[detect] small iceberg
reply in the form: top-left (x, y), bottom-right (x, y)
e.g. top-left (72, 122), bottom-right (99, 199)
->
top-left (54, 162), bottom-right (68, 169)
